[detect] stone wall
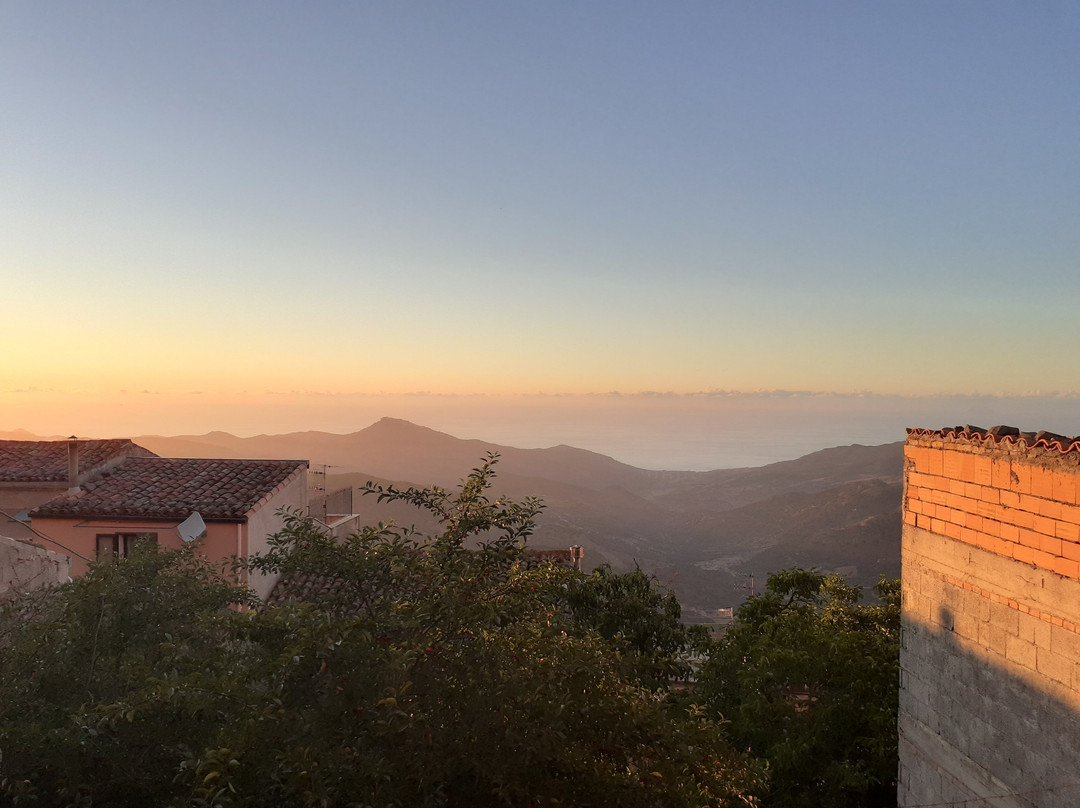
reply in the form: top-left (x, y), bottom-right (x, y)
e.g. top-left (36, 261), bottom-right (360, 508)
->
top-left (0, 534), bottom-right (70, 603)
top-left (899, 427), bottom-right (1080, 807)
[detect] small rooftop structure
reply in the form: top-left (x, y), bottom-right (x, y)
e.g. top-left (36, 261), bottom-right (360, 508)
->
top-left (0, 438), bottom-right (152, 486)
top-left (518, 546), bottom-right (584, 571)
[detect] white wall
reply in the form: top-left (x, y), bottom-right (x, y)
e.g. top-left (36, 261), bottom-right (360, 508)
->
top-left (245, 468), bottom-right (308, 600)
top-left (0, 535), bottom-right (70, 602)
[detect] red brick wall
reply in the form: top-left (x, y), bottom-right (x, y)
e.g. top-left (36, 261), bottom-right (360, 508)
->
top-left (905, 428), bottom-right (1080, 580)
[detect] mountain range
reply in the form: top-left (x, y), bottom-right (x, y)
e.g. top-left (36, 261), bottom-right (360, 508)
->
top-left (4, 419), bottom-right (904, 615)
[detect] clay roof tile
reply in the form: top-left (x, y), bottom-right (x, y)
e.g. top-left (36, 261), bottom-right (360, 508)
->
top-left (0, 439), bottom-right (156, 483)
top-left (31, 457), bottom-right (307, 521)
top-left (907, 425), bottom-right (1080, 455)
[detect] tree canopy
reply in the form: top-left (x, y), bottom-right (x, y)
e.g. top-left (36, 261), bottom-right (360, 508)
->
top-left (696, 568), bottom-right (901, 808)
top-left (0, 454), bottom-right (761, 808)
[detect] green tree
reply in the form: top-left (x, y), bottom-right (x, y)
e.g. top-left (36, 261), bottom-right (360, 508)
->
top-left (566, 564), bottom-right (693, 687)
top-left (0, 544), bottom-right (257, 806)
top-left (696, 568), bottom-right (900, 808)
top-left (0, 454), bottom-right (762, 807)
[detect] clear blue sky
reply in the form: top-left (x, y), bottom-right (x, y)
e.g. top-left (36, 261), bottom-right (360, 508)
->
top-left (3, 3), bottom-right (1079, 424)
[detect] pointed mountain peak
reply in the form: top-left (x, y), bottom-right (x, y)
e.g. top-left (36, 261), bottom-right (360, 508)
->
top-left (365, 417), bottom-right (445, 435)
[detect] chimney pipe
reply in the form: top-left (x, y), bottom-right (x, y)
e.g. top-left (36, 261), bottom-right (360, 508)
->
top-left (67, 436), bottom-right (80, 492)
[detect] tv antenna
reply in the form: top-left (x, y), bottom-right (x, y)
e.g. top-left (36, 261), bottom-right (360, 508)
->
top-left (738, 572), bottom-right (756, 598)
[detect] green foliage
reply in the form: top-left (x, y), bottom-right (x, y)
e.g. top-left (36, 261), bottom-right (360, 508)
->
top-left (0, 544), bottom-right (257, 806)
top-left (0, 454), bottom-right (761, 807)
top-left (696, 569), bottom-right (900, 808)
top-left (567, 565), bottom-right (690, 686)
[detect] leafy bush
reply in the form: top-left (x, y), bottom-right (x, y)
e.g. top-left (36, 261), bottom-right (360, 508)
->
top-left (0, 454), bottom-right (760, 807)
top-left (697, 568), bottom-right (900, 808)
top-left (567, 564), bottom-right (694, 687)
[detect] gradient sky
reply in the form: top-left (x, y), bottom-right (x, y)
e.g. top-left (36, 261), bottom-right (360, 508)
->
top-left (3, 3), bottom-right (1080, 448)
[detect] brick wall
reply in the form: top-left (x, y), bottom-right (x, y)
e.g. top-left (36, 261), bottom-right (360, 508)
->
top-left (905, 427), bottom-right (1080, 579)
top-left (899, 426), bottom-right (1080, 807)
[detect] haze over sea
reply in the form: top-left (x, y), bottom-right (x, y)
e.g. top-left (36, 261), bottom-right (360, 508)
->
top-left (8, 389), bottom-right (1079, 472)
top-left (277, 392), bottom-right (1080, 470)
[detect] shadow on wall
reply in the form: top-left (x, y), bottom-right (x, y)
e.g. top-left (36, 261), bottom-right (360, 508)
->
top-left (899, 604), bottom-right (1080, 808)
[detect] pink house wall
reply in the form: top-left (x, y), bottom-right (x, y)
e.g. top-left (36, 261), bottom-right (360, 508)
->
top-left (31, 469), bottom-right (307, 599)
top-left (32, 517), bottom-right (244, 579)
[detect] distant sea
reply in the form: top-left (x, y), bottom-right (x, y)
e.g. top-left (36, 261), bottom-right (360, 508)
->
top-left (10, 389), bottom-right (1079, 473)
top-left (463, 413), bottom-right (910, 470)
top-left (358, 392), bottom-right (1080, 472)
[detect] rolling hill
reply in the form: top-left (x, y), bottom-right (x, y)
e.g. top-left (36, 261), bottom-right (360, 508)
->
top-left (131, 417), bottom-right (904, 613)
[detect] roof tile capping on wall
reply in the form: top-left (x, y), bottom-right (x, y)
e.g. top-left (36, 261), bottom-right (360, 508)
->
top-left (905, 425), bottom-right (1080, 579)
top-left (899, 425), bottom-right (1080, 808)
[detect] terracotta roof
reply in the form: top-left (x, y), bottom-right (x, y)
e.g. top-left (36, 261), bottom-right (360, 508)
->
top-left (31, 457), bottom-right (307, 521)
top-left (907, 425), bottom-right (1080, 455)
top-left (266, 548), bottom-right (583, 608)
top-left (518, 547), bottom-right (584, 570)
top-left (265, 571), bottom-right (358, 610)
top-left (0, 439), bottom-right (152, 483)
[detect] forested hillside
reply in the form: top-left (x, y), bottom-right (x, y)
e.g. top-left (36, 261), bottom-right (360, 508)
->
top-left (136, 418), bottom-right (903, 612)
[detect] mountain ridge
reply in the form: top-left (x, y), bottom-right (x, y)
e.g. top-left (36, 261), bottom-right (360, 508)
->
top-left (9, 419), bottom-right (905, 611)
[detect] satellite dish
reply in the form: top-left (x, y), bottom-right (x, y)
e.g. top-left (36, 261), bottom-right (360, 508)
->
top-left (177, 511), bottom-right (207, 543)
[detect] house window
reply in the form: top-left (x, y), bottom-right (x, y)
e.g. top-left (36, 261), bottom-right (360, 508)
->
top-left (95, 532), bottom-right (158, 560)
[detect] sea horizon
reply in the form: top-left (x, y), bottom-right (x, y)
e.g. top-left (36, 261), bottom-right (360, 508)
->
top-left (7, 390), bottom-right (1080, 473)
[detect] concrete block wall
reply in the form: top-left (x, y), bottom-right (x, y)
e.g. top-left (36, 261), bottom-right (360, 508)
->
top-left (899, 426), bottom-right (1080, 808)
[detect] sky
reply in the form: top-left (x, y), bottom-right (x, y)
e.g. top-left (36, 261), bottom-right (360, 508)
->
top-left (3, 3), bottom-right (1080, 466)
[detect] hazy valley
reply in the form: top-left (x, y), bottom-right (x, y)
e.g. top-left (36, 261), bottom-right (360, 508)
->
top-left (114, 417), bottom-right (904, 615)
